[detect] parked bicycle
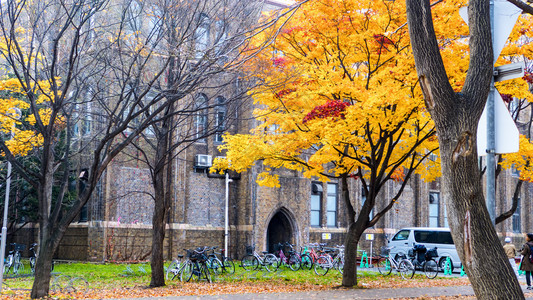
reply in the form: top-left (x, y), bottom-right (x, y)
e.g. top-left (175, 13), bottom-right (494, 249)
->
top-left (300, 243), bottom-right (323, 270)
top-left (407, 244), bottom-right (439, 279)
top-left (166, 252), bottom-right (189, 281)
top-left (274, 242), bottom-right (301, 271)
top-left (377, 246), bottom-right (415, 279)
top-left (208, 247), bottom-right (235, 274)
top-left (241, 246), bottom-right (278, 272)
top-left (181, 247), bottom-right (214, 283)
top-left (313, 245), bottom-right (345, 276)
top-left (3, 243), bottom-right (24, 275)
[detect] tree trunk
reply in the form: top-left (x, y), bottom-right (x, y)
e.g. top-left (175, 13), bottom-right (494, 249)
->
top-left (405, 0), bottom-right (524, 298)
top-left (149, 115), bottom-right (172, 287)
top-left (342, 222), bottom-right (364, 287)
top-left (438, 126), bottom-right (522, 299)
top-left (149, 183), bottom-right (167, 287)
top-left (31, 238), bottom-right (55, 298)
top-left (31, 149), bottom-right (57, 298)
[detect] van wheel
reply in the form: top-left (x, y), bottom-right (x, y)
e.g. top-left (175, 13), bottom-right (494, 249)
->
top-left (439, 257), bottom-right (453, 272)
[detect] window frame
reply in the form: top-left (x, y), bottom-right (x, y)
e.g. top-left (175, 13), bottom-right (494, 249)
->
top-left (310, 182), bottom-right (322, 227)
top-left (214, 96), bottom-right (226, 143)
top-left (429, 191), bottom-right (440, 227)
top-left (195, 94), bottom-right (208, 142)
top-left (326, 183), bottom-right (338, 228)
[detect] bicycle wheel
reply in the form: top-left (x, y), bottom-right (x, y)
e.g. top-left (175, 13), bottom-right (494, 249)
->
top-left (377, 258), bottom-right (392, 276)
top-left (201, 263), bottom-right (212, 283)
top-left (180, 261), bottom-right (194, 282)
top-left (335, 257), bottom-right (344, 274)
top-left (29, 257), bottom-right (36, 273)
top-left (399, 259), bottom-right (415, 279)
top-left (208, 258), bottom-right (222, 275)
top-left (13, 262), bottom-right (23, 275)
top-left (314, 256), bottom-right (330, 276)
top-left (241, 255), bottom-right (259, 271)
top-left (300, 254), bottom-right (313, 270)
top-left (423, 259), bottom-right (439, 279)
top-left (166, 260), bottom-right (180, 280)
top-left (288, 254), bottom-right (301, 271)
top-left (223, 259), bottom-right (235, 274)
top-left (263, 254), bottom-right (279, 272)
top-left (4, 255), bottom-right (13, 274)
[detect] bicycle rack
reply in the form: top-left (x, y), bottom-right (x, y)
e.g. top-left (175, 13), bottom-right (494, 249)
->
top-left (460, 265), bottom-right (467, 277)
top-left (359, 251), bottom-right (369, 268)
top-left (443, 257), bottom-right (453, 275)
top-left (51, 274), bottom-right (89, 295)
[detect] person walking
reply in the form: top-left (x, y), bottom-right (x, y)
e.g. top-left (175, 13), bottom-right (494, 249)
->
top-left (520, 233), bottom-right (533, 289)
top-left (503, 237), bottom-right (518, 276)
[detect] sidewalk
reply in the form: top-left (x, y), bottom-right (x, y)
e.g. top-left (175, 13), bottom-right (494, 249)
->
top-left (123, 285), bottom-right (533, 300)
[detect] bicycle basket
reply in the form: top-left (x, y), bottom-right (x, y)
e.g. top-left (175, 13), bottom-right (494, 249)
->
top-left (426, 248), bottom-right (438, 260)
top-left (380, 246), bottom-right (390, 257)
top-left (245, 245), bottom-right (254, 255)
top-left (14, 244), bottom-right (26, 251)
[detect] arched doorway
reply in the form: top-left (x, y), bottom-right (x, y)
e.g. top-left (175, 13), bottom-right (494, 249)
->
top-left (266, 209), bottom-right (293, 253)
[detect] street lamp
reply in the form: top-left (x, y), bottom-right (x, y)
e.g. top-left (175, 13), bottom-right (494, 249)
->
top-left (0, 107), bottom-right (21, 292)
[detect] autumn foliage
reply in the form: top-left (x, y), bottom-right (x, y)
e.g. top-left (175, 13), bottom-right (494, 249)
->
top-left (0, 78), bottom-right (58, 157)
top-left (213, 0), bottom-right (441, 187)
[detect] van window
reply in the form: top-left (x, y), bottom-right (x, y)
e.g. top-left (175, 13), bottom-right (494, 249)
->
top-left (414, 230), bottom-right (454, 245)
top-left (392, 230), bottom-right (410, 241)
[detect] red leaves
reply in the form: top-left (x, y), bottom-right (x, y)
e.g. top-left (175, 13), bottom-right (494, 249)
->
top-left (272, 57), bottom-right (288, 68)
top-left (281, 26), bottom-right (304, 35)
top-left (501, 93), bottom-right (513, 104)
top-left (524, 72), bottom-right (533, 84)
top-left (373, 34), bottom-right (395, 54)
top-left (275, 88), bottom-right (295, 99)
top-left (349, 173), bottom-right (360, 180)
top-left (303, 100), bottom-right (352, 123)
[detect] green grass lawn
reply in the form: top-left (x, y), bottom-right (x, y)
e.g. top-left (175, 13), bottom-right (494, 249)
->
top-left (2, 259), bottom-right (467, 294)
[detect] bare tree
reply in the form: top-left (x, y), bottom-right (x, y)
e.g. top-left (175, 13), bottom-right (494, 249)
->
top-left (0, 0), bottom-right (303, 296)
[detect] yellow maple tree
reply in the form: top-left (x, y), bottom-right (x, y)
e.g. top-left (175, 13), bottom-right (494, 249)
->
top-left (214, 0), bottom-right (533, 286)
top-left (0, 77), bottom-right (61, 156)
top-left (212, 0), bottom-right (446, 286)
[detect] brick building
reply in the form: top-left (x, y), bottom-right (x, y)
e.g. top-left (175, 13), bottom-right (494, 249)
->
top-left (16, 1), bottom-right (533, 263)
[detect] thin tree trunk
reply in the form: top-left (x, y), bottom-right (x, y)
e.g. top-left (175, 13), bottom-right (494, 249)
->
top-left (149, 181), bottom-right (167, 287)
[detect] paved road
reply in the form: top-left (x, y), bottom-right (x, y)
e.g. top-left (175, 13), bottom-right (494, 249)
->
top-left (120, 285), bottom-right (533, 300)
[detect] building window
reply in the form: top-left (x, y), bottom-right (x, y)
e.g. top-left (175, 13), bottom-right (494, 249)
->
top-left (81, 96), bottom-right (92, 136)
top-left (512, 196), bottom-right (521, 233)
top-left (214, 96), bottom-right (226, 143)
top-left (429, 192), bottom-right (440, 227)
top-left (195, 94), bottom-right (208, 142)
top-left (361, 187), bottom-right (373, 221)
top-left (310, 183), bottom-right (322, 227)
top-left (195, 13), bottom-right (210, 59)
top-left (326, 183), bottom-right (337, 227)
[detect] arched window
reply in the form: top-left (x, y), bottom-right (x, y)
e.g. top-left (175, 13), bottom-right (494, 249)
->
top-left (214, 96), bottom-right (226, 143)
top-left (195, 94), bottom-right (208, 141)
top-left (195, 13), bottom-right (210, 59)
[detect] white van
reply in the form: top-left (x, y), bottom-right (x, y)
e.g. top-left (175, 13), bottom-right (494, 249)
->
top-left (388, 227), bottom-right (461, 271)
